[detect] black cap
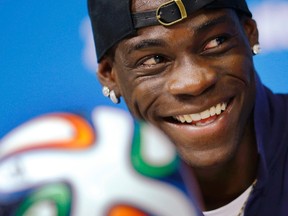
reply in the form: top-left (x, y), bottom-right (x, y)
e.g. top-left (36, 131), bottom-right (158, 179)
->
top-left (88, 0), bottom-right (252, 62)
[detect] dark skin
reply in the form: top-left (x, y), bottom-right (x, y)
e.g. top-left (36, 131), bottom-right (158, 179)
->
top-left (98, 0), bottom-right (259, 211)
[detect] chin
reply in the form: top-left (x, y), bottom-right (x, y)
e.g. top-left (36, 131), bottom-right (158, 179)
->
top-left (176, 143), bottom-right (237, 169)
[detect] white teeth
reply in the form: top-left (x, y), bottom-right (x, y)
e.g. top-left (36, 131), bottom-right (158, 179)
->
top-left (191, 113), bottom-right (201, 121)
top-left (179, 116), bottom-right (185, 123)
top-left (174, 102), bottom-right (227, 124)
top-left (200, 110), bottom-right (210, 119)
top-left (216, 103), bottom-right (221, 115)
top-left (210, 106), bottom-right (216, 116)
top-left (221, 103), bottom-right (226, 111)
top-left (184, 115), bottom-right (192, 123)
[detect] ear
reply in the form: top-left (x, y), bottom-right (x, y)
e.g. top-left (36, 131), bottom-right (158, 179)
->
top-left (241, 17), bottom-right (259, 48)
top-left (97, 57), bottom-right (121, 97)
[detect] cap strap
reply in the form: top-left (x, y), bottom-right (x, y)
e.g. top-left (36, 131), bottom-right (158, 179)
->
top-left (132, 0), bottom-right (216, 28)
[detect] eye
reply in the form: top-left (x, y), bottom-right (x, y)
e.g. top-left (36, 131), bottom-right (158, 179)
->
top-left (204, 36), bottom-right (227, 51)
top-left (141, 55), bottom-right (165, 66)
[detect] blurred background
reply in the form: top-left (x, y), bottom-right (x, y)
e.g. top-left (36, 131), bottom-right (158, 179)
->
top-left (0, 0), bottom-right (288, 138)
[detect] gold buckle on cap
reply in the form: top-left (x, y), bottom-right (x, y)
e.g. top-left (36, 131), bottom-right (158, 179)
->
top-left (156, 0), bottom-right (187, 26)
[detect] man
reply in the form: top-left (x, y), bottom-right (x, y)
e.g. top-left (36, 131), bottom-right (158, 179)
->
top-left (88, 0), bottom-right (288, 215)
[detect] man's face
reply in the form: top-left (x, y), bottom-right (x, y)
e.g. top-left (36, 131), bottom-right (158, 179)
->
top-left (101, 2), bottom-right (258, 168)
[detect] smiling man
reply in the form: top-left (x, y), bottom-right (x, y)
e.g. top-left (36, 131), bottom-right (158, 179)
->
top-left (88, 0), bottom-right (288, 215)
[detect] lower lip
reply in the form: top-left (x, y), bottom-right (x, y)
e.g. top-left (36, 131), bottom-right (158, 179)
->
top-left (194, 115), bottom-right (219, 126)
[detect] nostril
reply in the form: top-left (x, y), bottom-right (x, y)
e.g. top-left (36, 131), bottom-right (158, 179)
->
top-left (167, 71), bottom-right (217, 97)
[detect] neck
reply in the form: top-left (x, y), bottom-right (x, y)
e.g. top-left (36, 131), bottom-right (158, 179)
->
top-left (184, 120), bottom-right (258, 211)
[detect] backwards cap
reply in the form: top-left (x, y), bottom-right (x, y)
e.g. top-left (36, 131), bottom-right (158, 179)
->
top-left (88, 0), bottom-right (252, 62)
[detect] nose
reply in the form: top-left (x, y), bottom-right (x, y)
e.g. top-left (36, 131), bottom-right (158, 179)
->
top-left (166, 56), bottom-right (218, 97)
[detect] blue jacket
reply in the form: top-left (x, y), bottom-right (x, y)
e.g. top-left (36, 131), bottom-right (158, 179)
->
top-left (245, 73), bottom-right (288, 215)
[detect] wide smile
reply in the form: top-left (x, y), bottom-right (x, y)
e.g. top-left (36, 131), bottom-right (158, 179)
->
top-left (171, 102), bottom-right (228, 127)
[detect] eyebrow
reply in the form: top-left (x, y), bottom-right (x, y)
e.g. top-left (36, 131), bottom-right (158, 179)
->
top-left (126, 39), bottom-right (168, 54)
top-left (194, 15), bottom-right (230, 33)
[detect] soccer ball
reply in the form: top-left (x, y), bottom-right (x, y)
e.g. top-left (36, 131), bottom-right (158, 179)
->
top-left (0, 106), bottom-right (199, 216)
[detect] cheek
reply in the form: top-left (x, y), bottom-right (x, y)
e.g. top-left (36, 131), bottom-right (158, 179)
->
top-left (132, 81), bottom-right (164, 120)
top-left (220, 52), bottom-right (255, 86)
top-left (232, 55), bottom-right (256, 106)
top-left (117, 74), bottom-right (164, 120)
top-left (224, 53), bottom-right (256, 103)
